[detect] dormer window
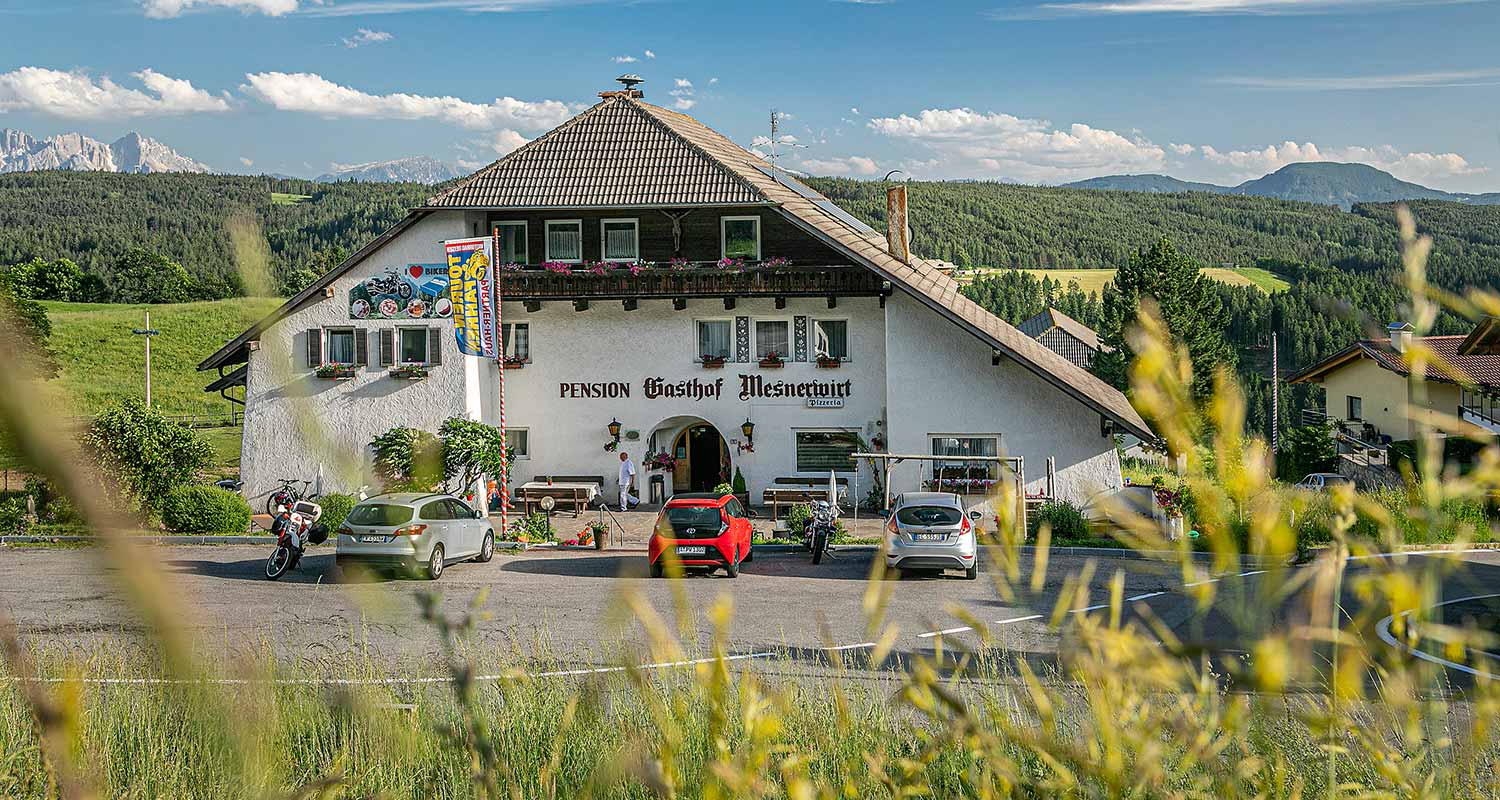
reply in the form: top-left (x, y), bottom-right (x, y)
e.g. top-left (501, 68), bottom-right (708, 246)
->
top-left (721, 216), bottom-right (761, 261)
top-left (545, 219), bottom-right (583, 263)
top-left (601, 218), bottom-right (639, 262)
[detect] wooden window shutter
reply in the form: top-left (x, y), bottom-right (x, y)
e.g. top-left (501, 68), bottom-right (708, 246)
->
top-left (379, 329), bottom-right (394, 367)
top-left (428, 327), bottom-right (443, 365)
top-left (306, 329), bottom-right (322, 367)
top-left (354, 329), bottom-right (369, 366)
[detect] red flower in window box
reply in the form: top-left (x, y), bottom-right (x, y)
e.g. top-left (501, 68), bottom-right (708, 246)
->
top-left (700, 354), bottom-right (727, 369)
top-left (816, 355), bottom-right (842, 368)
top-left (758, 351), bottom-right (785, 368)
top-left (315, 363), bottom-right (358, 380)
top-left (501, 356), bottom-right (527, 370)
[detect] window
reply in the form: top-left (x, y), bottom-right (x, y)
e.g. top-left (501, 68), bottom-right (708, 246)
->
top-left (896, 505), bottom-right (963, 526)
top-left (814, 319), bottom-right (849, 361)
top-left (398, 328), bottom-right (429, 364)
top-left (697, 320), bottom-right (732, 361)
top-left (601, 218), bottom-right (639, 262)
top-left (931, 436), bottom-right (999, 480)
top-left (445, 498), bottom-right (475, 520)
top-left (502, 323), bottom-right (530, 361)
top-left (491, 221), bottom-right (527, 265)
top-left (795, 430), bottom-right (859, 472)
top-left (419, 500), bottom-right (453, 520)
top-left (1347, 395), bottom-right (1363, 421)
top-left (346, 503), bottom-right (413, 526)
top-left (507, 428), bottom-right (530, 460)
top-left (755, 320), bottom-right (789, 360)
top-left (326, 328), bottom-right (356, 364)
top-left (721, 216), bottom-right (761, 260)
top-left (545, 219), bottom-right (583, 263)
top-left (725, 498), bottom-right (747, 519)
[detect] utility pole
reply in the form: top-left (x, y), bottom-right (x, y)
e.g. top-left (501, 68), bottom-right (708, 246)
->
top-left (1271, 331), bottom-right (1280, 459)
top-left (132, 311), bottom-right (161, 407)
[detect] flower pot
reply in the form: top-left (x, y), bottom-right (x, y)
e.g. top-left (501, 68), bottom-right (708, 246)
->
top-left (593, 529), bottom-right (609, 550)
top-left (502, 361), bottom-right (526, 370)
top-left (700, 360), bottom-right (726, 369)
top-left (758, 360), bottom-right (784, 369)
top-left (816, 359), bottom-right (841, 369)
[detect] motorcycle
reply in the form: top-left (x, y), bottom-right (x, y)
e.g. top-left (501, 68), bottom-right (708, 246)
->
top-left (808, 500), bottom-right (837, 565)
top-left (265, 499), bottom-right (328, 581)
top-left (362, 273), bottom-right (413, 300)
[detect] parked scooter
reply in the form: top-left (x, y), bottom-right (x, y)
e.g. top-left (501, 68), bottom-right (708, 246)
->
top-left (265, 499), bottom-right (328, 580)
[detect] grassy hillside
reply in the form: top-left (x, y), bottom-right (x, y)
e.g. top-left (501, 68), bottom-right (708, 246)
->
top-left (40, 297), bottom-right (281, 418)
top-left (958, 266), bottom-right (1289, 295)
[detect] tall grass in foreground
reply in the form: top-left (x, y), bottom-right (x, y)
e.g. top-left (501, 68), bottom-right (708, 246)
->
top-left (4, 208), bottom-right (1500, 797)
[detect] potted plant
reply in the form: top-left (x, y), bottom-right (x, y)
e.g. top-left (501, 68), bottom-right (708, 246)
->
top-left (315, 363), bottom-right (357, 380)
top-left (643, 449), bottom-right (677, 471)
top-left (388, 364), bottom-right (430, 380)
top-left (587, 519), bottom-right (610, 551)
top-left (700, 354), bottom-right (727, 369)
top-left (758, 351), bottom-right (785, 368)
top-left (501, 355), bottom-right (526, 370)
top-left (732, 467), bottom-right (749, 508)
top-left (816, 354), bottom-right (842, 369)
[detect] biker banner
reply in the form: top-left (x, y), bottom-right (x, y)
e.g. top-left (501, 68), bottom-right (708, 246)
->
top-left (443, 237), bottom-right (497, 358)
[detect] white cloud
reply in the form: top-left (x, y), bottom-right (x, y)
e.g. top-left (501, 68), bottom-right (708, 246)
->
top-left (142, 0), bottom-right (298, 18)
top-left (0, 67), bottom-right (231, 119)
top-left (488, 128), bottom-right (529, 155)
top-left (240, 72), bottom-right (571, 131)
top-left (1199, 140), bottom-right (1486, 184)
top-left (239, 156), bottom-right (254, 167)
top-left (1001, 0), bottom-right (1482, 18)
top-left (669, 77), bottom-right (696, 110)
top-left (800, 155), bottom-right (879, 176)
top-left (343, 28), bottom-right (394, 48)
top-left (611, 55), bottom-right (638, 63)
top-left (708, 77), bottom-right (719, 84)
top-left (751, 134), bottom-right (800, 148)
top-left (1169, 142), bottom-right (1196, 155)
top-left (1216, 68), bottom-right (1500, 90)
top-left (869, 107), bottom-right (1166, 182)
top-left (644, 49), bottom-right (656, 58)
top-left (674, 78), bottom-right (693, 89)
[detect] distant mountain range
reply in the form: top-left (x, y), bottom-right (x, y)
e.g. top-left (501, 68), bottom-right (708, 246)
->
top-left (0, 128), bottom-right (210, 174)
top-left (316, 156), bottom-right (462, 184)
top-left (1064, 162), bottom-right (1500, 209)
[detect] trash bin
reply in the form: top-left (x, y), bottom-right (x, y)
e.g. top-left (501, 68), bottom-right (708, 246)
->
top-left (649, 474), bottom-right (666, 505)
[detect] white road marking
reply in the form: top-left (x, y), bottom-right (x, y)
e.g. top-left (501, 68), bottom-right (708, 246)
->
top-left (994, 614), bottom-right (1043, 625)
top-left (1182, 578), bottom-right (1220, 588)
top-left (822, 642), bottom-right (877, 652)
top-left (1376, 593), bottom-right (1500, 679)
top-left (1126, 591), bottom-right (1165, 602)
top-left (1069, 603), bottom-right (1110, 614)
top-left (1237, 570), bottom-right (1266, 577)
top-left (918, 625), bottom-right (974, 639)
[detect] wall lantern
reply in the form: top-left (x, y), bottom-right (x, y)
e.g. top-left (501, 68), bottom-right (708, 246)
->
top-left (607, 417), bottom-right (623, 442)
top-left (739, 418), bottom-right (756, 452)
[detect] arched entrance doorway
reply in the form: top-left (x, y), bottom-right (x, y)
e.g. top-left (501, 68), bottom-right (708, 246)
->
top-left (673, 423), bottom-right (729, 492)
top-left (647, 416), bottom-right (730, 495)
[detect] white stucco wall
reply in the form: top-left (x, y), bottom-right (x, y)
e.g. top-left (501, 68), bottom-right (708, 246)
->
top-left (882, 292), bottom-right (1122, 507)
top-left (240, 211), bottom-right (472, 505)
top-left (492, 296), bottom-right (888, 505)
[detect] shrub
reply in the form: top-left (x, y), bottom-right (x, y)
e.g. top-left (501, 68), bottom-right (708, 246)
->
top-left (82, 400), bottom-right (214, 518)
top-left (370, 427), bottom-right (443, 490)
top-left (0, 497), bottom-right (34, 535)
top-left (713, 482), bottom-right (734, 496)
top-left (505, 512), bottom-right (556, 543)
top-left (161, 485), bottom-right (251, 533)
top-left (318, 493), bottom-right (357, 533)
top-left (1028, 499), bottom-right (1090, 540)
top-left (732, 468), bottom-right (747, 495)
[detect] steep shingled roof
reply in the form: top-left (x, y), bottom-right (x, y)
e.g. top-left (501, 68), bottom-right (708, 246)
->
top-left (1288, 335), bottom-right (1500, 387)
top-left (1018, 307), bottom-right (1111, 353)
top-left (425, 95), bottom-right (767, 208)
top-left (200, 94), bottom-right (1153, 441)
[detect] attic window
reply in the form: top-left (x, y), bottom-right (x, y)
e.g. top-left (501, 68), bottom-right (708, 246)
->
top-left (721, 216), bottom-right (760, 261)
top-left (545, 219), bottom-right (583, 263)
top-left (601, 219), bottom-right (639, 262)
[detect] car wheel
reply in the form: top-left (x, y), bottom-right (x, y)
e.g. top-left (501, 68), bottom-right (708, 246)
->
top-left (476, 532), bottom-right (495, 563)
top-left (651, 560), bottom-right (665, 578)
top-left (724, 551), bottom-right (739, 579)
top-left (964, 564), bottom-right (978, 580)
top-left (425, 544), bottom-right (445, 580)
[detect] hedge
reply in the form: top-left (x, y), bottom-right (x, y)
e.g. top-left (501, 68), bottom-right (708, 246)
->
top-left (161, 485), bottom-right (252, 533)
top-left (318, 493), bottom-right (357, 533)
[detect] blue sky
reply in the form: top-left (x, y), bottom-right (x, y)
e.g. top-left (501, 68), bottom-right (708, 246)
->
top-left (2, 0), bottom-right (1498, 190)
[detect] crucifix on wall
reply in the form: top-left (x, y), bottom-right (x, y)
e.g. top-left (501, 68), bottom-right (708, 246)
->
top-left (660, 209), bottom-right (692, 257)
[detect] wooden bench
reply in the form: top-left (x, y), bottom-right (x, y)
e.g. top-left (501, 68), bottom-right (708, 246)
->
top-left (761, 477), bottom-right (852, 521)
top-left (516, 475), bottom-right (605, 517)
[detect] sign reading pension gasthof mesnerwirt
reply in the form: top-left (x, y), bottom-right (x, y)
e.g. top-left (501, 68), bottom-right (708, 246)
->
top-left (443, 237), bottom-right (496, 358)
top-left (559, 375), bottom-right (853, 403)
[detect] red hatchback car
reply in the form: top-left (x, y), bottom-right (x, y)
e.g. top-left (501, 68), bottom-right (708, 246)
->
top-left (649, 492), bottom-right (754, 578)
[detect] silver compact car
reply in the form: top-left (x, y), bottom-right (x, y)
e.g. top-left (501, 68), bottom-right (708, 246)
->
top-left (884, 492), bottom-right (981, 579)
top-left (335, 493), bottom-right (495, 579)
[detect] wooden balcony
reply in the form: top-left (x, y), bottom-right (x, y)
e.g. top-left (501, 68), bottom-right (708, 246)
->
top-left (496, 265), bottom-right (890, 303)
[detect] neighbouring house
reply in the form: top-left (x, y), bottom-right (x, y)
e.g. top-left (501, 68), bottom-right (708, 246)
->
top-left (199, 79), bottom-right (1152, 513)
top-left (1018, 307), bottom-right (1112, 370)
top-left (1287, 321), bottom-right (1500, 450)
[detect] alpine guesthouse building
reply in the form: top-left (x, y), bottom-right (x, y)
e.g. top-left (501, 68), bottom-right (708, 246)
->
top-left (200, 82), bottom-right (1152, 516)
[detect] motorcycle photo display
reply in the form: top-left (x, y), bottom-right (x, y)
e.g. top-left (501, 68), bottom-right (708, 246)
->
top-left (266, 499), bottom-right (329, 580)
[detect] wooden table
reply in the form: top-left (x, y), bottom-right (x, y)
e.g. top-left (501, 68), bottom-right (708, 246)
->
top-left (516, 481), bottom-right (600, 517)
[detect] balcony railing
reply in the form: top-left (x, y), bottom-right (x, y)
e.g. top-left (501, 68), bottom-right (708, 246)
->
top-left (495, 264), bottom-right (889, 302)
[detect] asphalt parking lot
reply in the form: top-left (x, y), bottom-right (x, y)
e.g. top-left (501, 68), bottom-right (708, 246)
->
top-left (5, 541), bottom-right (1500, 679)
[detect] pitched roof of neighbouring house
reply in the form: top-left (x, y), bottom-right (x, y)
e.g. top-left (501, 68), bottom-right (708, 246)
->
top-left (1286, 334), bottom-right (1500, 387)
top-left (1018, 307), bottom-right (1112, 353)
top-left (425, 94), bottom-right (768, 209)
top-left (200, 93), bottom-right (1152, 440)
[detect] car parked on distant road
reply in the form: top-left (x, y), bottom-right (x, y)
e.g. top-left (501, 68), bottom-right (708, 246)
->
top-left (335, 492), bottom-right (494, 579)
top-left (648, 492), bottom-right (754, 578)
top-left (884, 492), bottom-right (980, 579)
top-left (1294, 473), bottom-right (1353, 491)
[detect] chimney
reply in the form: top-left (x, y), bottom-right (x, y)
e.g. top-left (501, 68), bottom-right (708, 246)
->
top-left (885, 184), bottom-right (911, 264)
top-left (600, 74), bottom-right (644, 99)
top-left (1388, 321), bottom-right (1414, 353)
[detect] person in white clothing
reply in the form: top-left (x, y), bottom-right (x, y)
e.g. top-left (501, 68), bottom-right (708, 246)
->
top-left (617, 451), bottom-right (639, 511)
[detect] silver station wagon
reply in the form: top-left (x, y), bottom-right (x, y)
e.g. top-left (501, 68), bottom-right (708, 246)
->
top-left (884, 492), bottom-right (982, 580)
top-left (335, 492), bottom-right (495, 580)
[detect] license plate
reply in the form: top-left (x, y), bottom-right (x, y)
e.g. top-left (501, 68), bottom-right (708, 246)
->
top-left (676, 546), bottom-right (707, 556)
top-left (912, 533), bottom-right (946, 542)
top-left (359, 535), bottom-right (386, 543)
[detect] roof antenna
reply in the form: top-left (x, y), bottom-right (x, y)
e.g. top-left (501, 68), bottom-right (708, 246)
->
top-left (616, 74), bottom-right (644, 92)
top-left (765, 108), bottom-right (805, 184)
